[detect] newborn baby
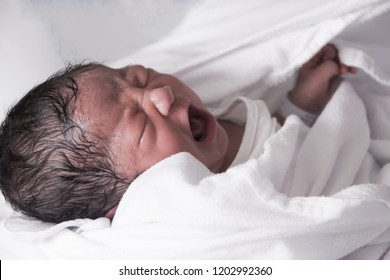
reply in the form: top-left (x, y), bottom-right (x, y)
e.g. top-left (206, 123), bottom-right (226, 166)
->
top-left (0, 44), bottom-right (356, 222)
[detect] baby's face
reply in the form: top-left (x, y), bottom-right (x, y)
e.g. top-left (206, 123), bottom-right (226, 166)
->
top-left (75, 65), bottom-right (229, 179)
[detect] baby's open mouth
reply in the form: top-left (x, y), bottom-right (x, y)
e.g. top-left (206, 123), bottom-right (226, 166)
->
top-left (188, 105), bottom-right (208, 142)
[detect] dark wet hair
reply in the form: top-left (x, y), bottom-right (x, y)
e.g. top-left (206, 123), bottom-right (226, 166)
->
top-left (0, 63), bottom-right (131, 223)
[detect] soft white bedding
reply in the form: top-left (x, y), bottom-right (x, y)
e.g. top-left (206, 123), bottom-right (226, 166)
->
top-left (1, 0), bottom-right (390, 259)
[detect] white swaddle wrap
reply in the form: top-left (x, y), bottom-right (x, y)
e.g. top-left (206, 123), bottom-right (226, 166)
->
top-left (1, 0), bottom-right (390, 259)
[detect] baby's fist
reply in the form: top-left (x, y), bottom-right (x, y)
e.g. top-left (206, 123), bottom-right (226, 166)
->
top-left (290, 44), bottom-right (357, 113)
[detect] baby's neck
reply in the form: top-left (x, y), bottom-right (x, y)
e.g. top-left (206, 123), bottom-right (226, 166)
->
top-left (218, 120), bottom-right (245, 172)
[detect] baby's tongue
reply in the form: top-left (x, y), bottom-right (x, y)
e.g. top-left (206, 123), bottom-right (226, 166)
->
top-left (190, 118), bottom-right (205, 141)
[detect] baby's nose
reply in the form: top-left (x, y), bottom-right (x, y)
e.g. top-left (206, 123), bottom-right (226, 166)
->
top-left (149, 86), bottom-right (174, 116)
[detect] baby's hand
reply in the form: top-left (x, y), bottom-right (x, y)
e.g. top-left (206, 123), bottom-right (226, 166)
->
top-left (289, 44), bottom-right (357, 113)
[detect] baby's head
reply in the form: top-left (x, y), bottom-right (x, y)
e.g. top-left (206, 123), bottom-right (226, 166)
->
top-left (0, 63), bottom-right (229, 223)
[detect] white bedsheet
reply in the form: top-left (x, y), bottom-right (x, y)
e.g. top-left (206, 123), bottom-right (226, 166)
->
top-left (1, 0), bottom-right (390, 259)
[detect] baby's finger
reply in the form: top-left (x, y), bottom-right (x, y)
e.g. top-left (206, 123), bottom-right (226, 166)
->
top-left (340, 64), bottom-right (358, 74)
top-left (312, 60), bottom-right (340, 84)
top-left (348, 66), bottom-right (358, 74)
top-left (301, 44), bottom-right (338, 71)
top-left (322, 44), bottom-right (338, 62)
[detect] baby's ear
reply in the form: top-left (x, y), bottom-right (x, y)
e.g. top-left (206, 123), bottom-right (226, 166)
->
top-left (104, 206), bottom-right (118, 220)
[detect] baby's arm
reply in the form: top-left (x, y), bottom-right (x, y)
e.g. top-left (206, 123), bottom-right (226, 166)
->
top-left (276, 44), bottom-right (357, 125)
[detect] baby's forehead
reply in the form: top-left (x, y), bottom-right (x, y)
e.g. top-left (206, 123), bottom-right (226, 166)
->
top-left (78, 65), bottom-right (116, 79)
top-left (76, 66), bottom-right (121, 92)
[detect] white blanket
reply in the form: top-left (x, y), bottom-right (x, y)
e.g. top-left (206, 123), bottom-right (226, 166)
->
top-left (1, 0), bottom-right (390, 259)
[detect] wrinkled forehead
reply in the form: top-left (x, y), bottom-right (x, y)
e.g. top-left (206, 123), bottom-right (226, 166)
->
top-left (72, 66), bottom-right (119, 125)
top-left (77, 65), bottom-right (118, 86)
top-left (75, 65), bottom-right (120, 100)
